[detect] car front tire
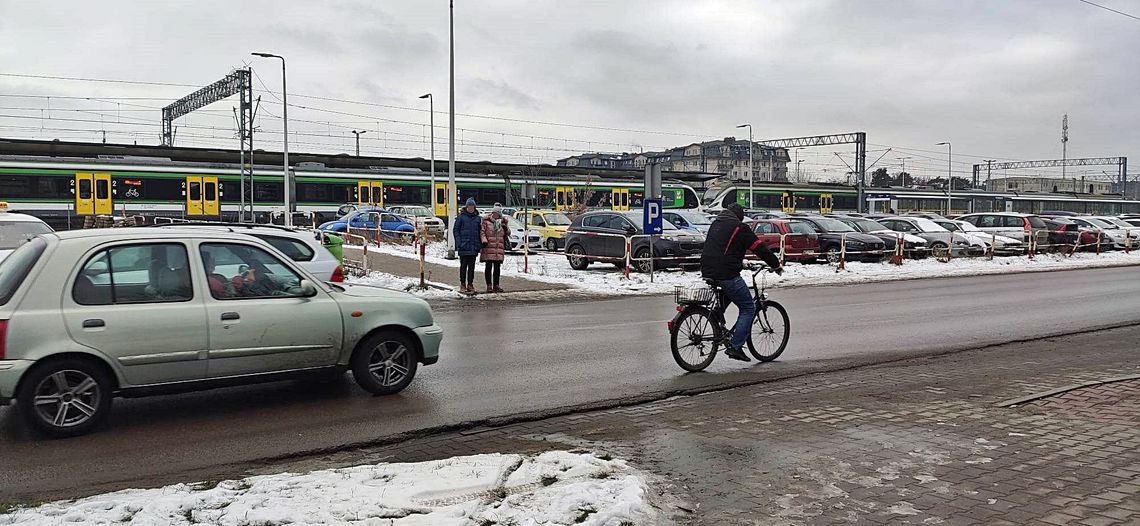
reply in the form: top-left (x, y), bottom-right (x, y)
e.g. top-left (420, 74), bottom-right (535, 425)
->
top-left (17, 357), bottom-right (114, 438)
top-left (567, 245), bottom-right (590, 270)
top-left (351, 330), bottom-right (419, 395)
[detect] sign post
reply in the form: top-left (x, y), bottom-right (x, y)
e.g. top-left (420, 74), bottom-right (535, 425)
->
top-left (521, 182), bottom-right (537, 273)
top-left (644, 198), bottom-right (663, 283)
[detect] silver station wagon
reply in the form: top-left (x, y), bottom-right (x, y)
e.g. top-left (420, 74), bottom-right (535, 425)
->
top-left (0, 228), bottom-right (442, 437)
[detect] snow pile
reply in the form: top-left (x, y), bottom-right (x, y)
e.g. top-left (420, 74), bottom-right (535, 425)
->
top-left (0, 452), bottom-right (662, 526)
top-left (372, 241), bottom-right (1140, 297)
top-left (347, 271), bottom-right (464, 300)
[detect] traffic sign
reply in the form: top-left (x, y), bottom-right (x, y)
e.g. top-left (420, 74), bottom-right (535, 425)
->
top-left (644, 198), bottom-right (663, 235)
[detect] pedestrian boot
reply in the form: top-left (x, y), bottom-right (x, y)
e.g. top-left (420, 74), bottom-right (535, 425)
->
top-left (486, 285), bottom-right (494, 293)
top-left (493, 286), bottom-right (504, 293)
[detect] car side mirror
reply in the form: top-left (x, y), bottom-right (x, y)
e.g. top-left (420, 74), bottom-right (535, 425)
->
top-left (299, 279), bottom-right (319, 297)
top-left (624, 225), bottom-right (637, 235)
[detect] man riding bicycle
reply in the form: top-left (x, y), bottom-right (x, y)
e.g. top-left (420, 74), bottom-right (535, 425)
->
top-left (700, 203), bottom-right (783, 362)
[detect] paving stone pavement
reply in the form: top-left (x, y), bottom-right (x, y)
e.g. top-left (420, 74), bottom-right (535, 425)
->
top-left (259, 326), bottom-right (1140, 525)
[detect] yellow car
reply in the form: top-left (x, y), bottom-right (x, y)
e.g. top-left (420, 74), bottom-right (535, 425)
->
top-left (515, 210), bottom-right (573, 251)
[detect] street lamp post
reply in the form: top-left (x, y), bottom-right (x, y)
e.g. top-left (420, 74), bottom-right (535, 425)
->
top-left (797, 159), bottom-right (805, 181)
top-left (252, 52), bottom-right (290, 227)
top-left (736, 124), bottom-right (752, 208)
top-left (936, 142), bottom-right (952, 215)
top-left (446, 0), bottom-right (457, 259)
top-left (351, 130), bottom-right (367, 156)
top-left (899, 156), bottom-right (912, 188)
top-left (419, 93), bottom-right (435, 216)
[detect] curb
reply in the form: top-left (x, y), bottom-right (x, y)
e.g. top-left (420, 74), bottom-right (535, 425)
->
top-left (995, 373), bottom-right (1140, 407)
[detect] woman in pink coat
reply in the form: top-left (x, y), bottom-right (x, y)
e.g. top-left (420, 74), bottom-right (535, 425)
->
top-left (480, 205), bottom-right (510, 292)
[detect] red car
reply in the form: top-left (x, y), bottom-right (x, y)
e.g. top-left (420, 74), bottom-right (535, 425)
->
top-left (750, 219), bottom-right (821, 263)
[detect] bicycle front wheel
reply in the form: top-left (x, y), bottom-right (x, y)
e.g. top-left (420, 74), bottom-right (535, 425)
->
top-left (747, 300), bottom-right (789, 362)
top-left (670, 307), bottom-right (721, 372)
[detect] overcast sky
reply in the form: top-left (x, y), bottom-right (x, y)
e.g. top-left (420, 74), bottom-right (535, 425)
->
top-left (0, 0), bottom-right (1137, 182)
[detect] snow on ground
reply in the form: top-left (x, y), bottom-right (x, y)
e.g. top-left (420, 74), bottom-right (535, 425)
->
top-left (366, 241), bottom-right (1140, 298)
top-left (0, 451), bottom-right (663, 526)
top-left (347, 270), bottom-right (466, 300)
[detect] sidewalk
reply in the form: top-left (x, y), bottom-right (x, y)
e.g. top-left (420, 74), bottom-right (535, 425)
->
top-left (346, 246), bottom-right (570, 293)
top-left (260, 325), bottom-right (1140, 525)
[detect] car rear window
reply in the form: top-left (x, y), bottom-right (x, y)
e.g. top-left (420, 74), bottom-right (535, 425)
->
top-left (0, 236), bottom-right (46, 305)
top-left (787, 222), bottom-right (816, 235)
top-left (1027, 216), bottom-right (1047, 229)
top-left (251, 235), bottom-right (316, 262)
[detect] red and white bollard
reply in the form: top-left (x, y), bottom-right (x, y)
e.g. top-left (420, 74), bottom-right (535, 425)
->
top-left (891, 233), bottom-right (904, 266)
top-left (1126, 231), bottom-right (1132, 254)
top-left (779, 234), bottom-right (787, 267)
top-left (836, 233), bottom-right (847, 272)
top-left (623, 236), bottom-right (632, 280)
top-left (419, 238), bottom-right (427, 289)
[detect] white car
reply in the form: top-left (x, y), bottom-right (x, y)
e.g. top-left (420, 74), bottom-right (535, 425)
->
top-left (504, 215), bottom-right (543, 252)
top-left (1090, 216), bottom-right (1140, 245)
top-left (933, 219), bottom-right (1026, 256)
top-left (387, 205), bottom-right (445, 235)
top-left (1067, 217), bottom-right (1138, 249)
top-left (0, 228), bottom-right (442, 437)
top-left (0, 206), bottom-right (53, 264)
top-left (153, 223), bottom-right (344, 282)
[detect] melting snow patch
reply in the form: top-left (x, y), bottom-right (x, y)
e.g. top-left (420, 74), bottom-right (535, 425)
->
top-left (0, 452), bottom-right (662, 526)
top-left (914, 475), bottom-right (939, 484)
top-left (888, 502), bottom-right (921, 516)
top-left (964, 457), bottom-right (993, 464)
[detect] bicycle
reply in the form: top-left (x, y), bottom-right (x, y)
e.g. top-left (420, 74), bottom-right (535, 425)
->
top-left (668, 263), bottom-right (790, 371)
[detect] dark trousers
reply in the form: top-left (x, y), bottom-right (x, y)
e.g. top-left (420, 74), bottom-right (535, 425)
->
top-left (484, 261), bottom-right (501, 286)
top-left (459, 255), bottom-right (476, 284)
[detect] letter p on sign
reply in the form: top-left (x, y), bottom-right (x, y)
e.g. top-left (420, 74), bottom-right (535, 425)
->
top-left (644, 198), bottom-right (663, 235)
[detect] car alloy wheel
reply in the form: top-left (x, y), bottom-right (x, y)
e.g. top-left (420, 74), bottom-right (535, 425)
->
top-left (367, 340), bottom-right (412, 388)
top-left (546, 238), bottom-right (558, 251)
top-left (350, 330), bottom-right (419, 395)
top-left (32, 370), bottom-right (102, 429)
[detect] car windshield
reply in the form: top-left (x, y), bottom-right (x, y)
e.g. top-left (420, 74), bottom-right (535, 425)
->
top-left (0, 220), bottom-right (53, 250)
top-left (914, 218), bottom-right (949, 232)
top-left (1099, 217), bottom-right (1131, 228)
top-left (340, 209), bottom-right (377, 221)
top-left (852, 219), bottom-right (889, 232)
top-left (505, 215), bottom-right (524, 230)
top-left (954, 221), bottom-right (981, 232)
top-left (676, 211), bottom-right (713, 225)
top-left (622, 212), bottom-right (678, 230)
top-left (1085, 218), bottom-right (1115, 229)
top-left (808, 217), bottom-right (855, 233)
top-left (543, 213), bottom-right (572, 226)
top-left (787, 221), bottom-right (816, 235)
top-left (935, 221), bottom-right (960, 232)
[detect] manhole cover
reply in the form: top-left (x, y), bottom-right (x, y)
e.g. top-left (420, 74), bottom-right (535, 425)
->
top-left (1019, 378), bottom-right (1140, 425)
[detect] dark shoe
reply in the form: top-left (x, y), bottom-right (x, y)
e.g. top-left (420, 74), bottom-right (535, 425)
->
top-left (724, 345), bottom-right (751, 362)
top-left (486, 285), bottom-right (494, 293)
top-left (493, 286), bottom-right (504, 293)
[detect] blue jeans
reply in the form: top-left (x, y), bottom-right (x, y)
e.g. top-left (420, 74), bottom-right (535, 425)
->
top-left (717, 276), bottom-right (756, 350)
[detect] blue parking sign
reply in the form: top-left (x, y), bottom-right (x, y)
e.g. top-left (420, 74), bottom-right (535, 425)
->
top-left (643, 198), bottom-right (663, 235)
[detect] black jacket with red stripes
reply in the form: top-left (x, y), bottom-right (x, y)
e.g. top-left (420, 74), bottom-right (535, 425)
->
top-left (700, 209), bottom-right (781, 280)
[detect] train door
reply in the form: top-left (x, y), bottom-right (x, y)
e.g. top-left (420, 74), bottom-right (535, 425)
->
top-left (203, 177), bottom-right (220, 216)
top-left (610, 188), bottom-right (629, 211)
top-left (74, 173), bottom-right (94, 215)
top-left (370, 181), bottom-right (384, 208)
top-left (185, 176), bottom-right (204, 216)
top-left (357, 181), bottom-right (372, 205)
top-left (434, 182), bottom-right (451, 217)
top-left (555, 187), bottom-right (574, 211)
top-left (780, 191), bottom-right (796, 213)
top-left (74, 173), bottom-right (113, 216)
top-left (819, 193), bottom-right (833, 214)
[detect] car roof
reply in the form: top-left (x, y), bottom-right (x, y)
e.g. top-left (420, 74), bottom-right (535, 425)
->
top-left (0, 212), bottom-right (49, 223)
top-left (51, 227), bottom-right (265, 242)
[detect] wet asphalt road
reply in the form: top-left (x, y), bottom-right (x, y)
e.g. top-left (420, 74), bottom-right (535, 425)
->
top-left (2, 265), bottom-right (1140, 500)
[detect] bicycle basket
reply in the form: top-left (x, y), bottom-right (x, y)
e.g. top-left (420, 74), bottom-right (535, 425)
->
top-left (674, 285), bottom-right (715, 304)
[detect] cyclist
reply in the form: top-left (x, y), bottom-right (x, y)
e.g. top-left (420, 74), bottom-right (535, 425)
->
top-left (700, 202), bottom-right (783, 361)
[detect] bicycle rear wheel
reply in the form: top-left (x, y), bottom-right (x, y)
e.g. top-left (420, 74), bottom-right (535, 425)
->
top-left (747, 300), bottom-right (789, 362)
top-left (670, 307), bottom-right (721, 372)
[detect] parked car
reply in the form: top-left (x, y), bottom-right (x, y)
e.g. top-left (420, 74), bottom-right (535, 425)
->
top-left (1090, 216), bottom-right (1140, 243)
top-left (833, 216), bottom-right (930, 259)
top-left (1125, 218), bottom-right (1140, 228)
top-left (1041, 218), bottom-right (1109, 252)
top-left (514, 210), bottom-right (573, 251)
top-left (152, 223), bottom-right (345, 282)
top-left (0, 204), bottom-right (53, 264)
top-left (662, 210), bottom-right (715, 235)
top-left (0, 228), bottom-right (442, 437)
top-left (503, 215), bottom-right (544, 252)
top-left (877, 216), bottom-right (982, 257)
top-left (1060, 216), bottom-right (1136, 249)
top-left (791, 215), bottom-right (887, 263)
top-left (746, 210), bottom-right (789, 220)
top-left (387, 205), bottom-right (445, 235)
top-left (931, 219), bottom-right (1026, 256)
top-left (954, 213), bottom-right (1049, 246)
top-left (750, 219), bottom-right (820, 262)
top-left (317, 208), bottom-right (415, 237)
top-left (267, 211), bottom-right (320, 228)
top-left (563, 211), bottom-right (704, 272)
top-left (902, 212), bottom-right (945, 220)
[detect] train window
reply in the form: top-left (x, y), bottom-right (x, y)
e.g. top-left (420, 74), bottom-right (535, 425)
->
top-left (79, 178), bottom-right (92, 200)
top-left (255, 182), bottom-right (282, 201)
top-left (436, 187), bottom-right (446, 205)
top-left (188, 181), bottom-right (201, 201)
top-left (205, 182), bottom-right (217, 201)
top-left (95, 178), bottom-right (109, 200)
top-left (0, 176), bottom-right (29, 197)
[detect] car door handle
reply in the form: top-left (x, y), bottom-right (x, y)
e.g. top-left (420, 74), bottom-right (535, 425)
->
top-left (220, 312), bottom-right (240, 321)
top-left (82, 319), bottom-right (105, 328)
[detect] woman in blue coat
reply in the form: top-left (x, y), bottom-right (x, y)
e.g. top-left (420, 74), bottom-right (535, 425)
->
top-left (453, 197), bottom-right (483, 294)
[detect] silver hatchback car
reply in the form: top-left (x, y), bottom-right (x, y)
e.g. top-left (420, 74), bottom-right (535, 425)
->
top-left (0, 228), bottom-right (442, 437)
